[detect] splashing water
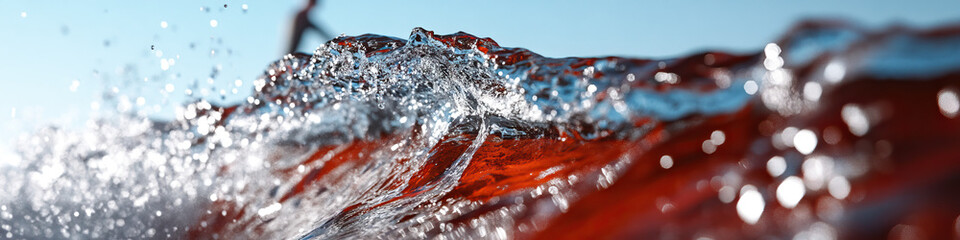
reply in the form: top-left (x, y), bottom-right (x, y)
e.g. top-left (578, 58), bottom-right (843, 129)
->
top-left (4, 20), bottom-right (960, 239)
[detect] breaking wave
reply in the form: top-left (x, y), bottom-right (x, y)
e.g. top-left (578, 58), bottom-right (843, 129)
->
top-left (4, 20), bottom-right (960, 239)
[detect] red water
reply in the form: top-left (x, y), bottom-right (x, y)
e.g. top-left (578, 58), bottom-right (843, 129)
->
top-left (188, 21), bottom-right (960, 239)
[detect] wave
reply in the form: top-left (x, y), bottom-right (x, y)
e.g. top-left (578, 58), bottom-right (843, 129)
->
top-left (3, 20), bottom-right (960, 239)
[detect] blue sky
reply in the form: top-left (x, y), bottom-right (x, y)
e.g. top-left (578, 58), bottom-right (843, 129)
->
top-left (1, 0), bottom-right (959, 147)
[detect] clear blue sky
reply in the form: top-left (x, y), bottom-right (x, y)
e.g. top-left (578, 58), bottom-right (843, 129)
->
top-left (1, 0), bottom-right (959, 148)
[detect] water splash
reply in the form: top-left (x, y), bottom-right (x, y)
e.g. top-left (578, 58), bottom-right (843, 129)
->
top-left (4, 20), bottom-right (960, 239)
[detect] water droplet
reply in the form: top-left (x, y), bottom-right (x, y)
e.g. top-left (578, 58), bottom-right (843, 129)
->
top-left (257, 202), bottom-right (282, 219)
top-left (954, 215), bottom-right (960, 236)
top-left (160, 21), bottom-right (168, 29)
top-left (804, 82), bottom-right (822, 101)
top-left (779, 127), bottom-right (799, 148)
top-left (763, 43), bottom-right (784, 70)
top-left (767, 156), bottom-right (786, 177)
top-left (659, 155), bottom-right (674, 169)
top-left (736, 185), bottom-right (764, 224)
top-left (793, 129), bottom-right (818, 155)
top-left (150, 45), bottom-right (155, 50)
top-left (824, 61), bottom-right (846, 83)
top-left (841, 104), bottom-right (869, 136)
top-left (654, 72), bottom-right (679, 84)
top-left (827, 176), bottom-right (850, 199)
top-left (938, 88), bottom-right (958, 118)
top-left (718, 186), bottom-right (736, 203)
top-left (710, 130), bottom-right (726, 145)
top-left (822, 126), bottom-right (842, 145)
top-left (744, 80), bottom-right (758, 95)
top-left (20, 12), bottom-right (26, 18)
top-left (161, 59), bottom-right (170, 70)
top-left (764, 56), bottom-right (785, 70)
top-left (776, 176), bottom-right (806, 208)
top-left (69, 80), bottom-right (80, 92)
top-left (890, 224), bottom-right (923, 240)
top-left (802, 156), bottom-right (834, 191)
top-left (210, 19), bottom-right (218, 28)
top-left (764, 43), bottom-right (781, 58)
top-left (701, 140), bottom-right (717, 154)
